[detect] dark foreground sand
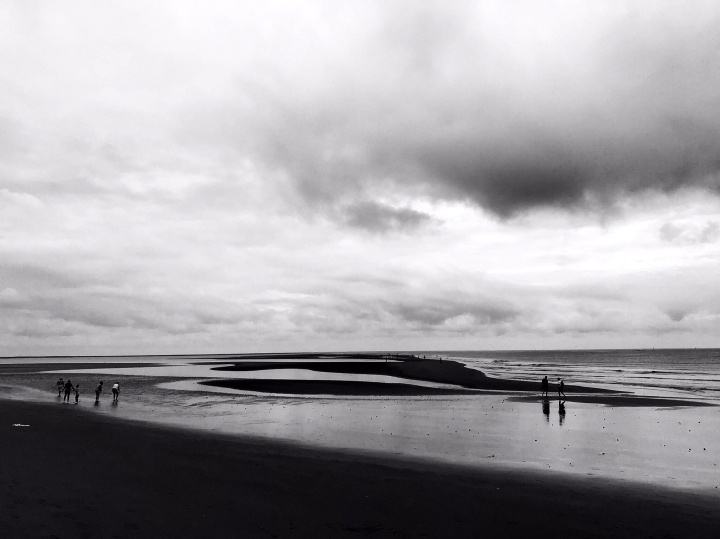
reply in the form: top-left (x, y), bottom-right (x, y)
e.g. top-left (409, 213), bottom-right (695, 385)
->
top-left (2, 399), bottom-right (718, 539)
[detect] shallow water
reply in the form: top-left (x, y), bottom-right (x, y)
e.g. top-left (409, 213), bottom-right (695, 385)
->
top-left (49, 364), bottom-right (460, 390)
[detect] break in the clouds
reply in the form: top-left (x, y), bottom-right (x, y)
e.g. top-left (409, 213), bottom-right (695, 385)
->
top-left (1, 1), bottom-right (720, 354)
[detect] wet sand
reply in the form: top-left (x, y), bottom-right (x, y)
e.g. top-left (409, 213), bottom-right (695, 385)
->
top-left (507, 394), bottom-right (716, 407)
top-left (3, 358), bottom-right (719, 491)
top-left (2, 398), bottom-right (720, 539)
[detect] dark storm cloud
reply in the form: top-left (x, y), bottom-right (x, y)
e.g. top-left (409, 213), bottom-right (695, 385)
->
top-left (212, 1), bottom-right (720, 217)
top-left (7, 1), bottom-right (719, 219)
top-left (1, 0), bottom-right (718, 225)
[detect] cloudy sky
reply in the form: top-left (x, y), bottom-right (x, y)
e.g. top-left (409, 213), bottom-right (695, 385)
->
top-left (2, 0), bottom-right (720, 355)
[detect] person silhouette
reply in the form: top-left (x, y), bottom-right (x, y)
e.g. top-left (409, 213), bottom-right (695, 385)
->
top-left (95, 381), bottom-right (104, 404)
top-left (57, 378), bottom-right (64, 397)
top-left (541, 375), bottom-right (548, 397)
top-left (112, 383), bottom-right (120, 403)
top-left (558, 378), bottom-right (565, 399)
top-left (74, 384), bottom-right (80, 404)
top-left (63, 379), bottom-right (73, 403)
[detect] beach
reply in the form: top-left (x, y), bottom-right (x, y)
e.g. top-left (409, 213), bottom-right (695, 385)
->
top-left (3, 398), bottom-right (720, 539)
top-left (2, 354), bottom-right (719, 538)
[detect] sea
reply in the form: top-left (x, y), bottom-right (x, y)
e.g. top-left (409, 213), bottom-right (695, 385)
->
top-left (427, 348), bottom-right (720, 404)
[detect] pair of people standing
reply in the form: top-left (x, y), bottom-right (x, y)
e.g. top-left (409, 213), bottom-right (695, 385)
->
top-left (94, 381), bottom-right (120, 403)
top-left (62, 380), bottom-right (80, 403)
top-left (540, 376), bottom-right (565, 399)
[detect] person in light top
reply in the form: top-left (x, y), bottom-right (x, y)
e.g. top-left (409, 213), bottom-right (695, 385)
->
top-left (112, 382), bottom-right (120, 403)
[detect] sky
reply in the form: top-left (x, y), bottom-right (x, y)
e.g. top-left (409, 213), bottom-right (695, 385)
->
top-left (1, 0), bottom-right (720, 355)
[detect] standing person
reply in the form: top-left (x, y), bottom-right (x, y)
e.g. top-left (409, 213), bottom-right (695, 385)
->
top-left (74, 384), bottom-right (80, 404)
top-left (558, 378), bottom-right (565, 399)
top-left (63, 379), bottom-right (73, 403)
top-left (57, 378), bottom-right (64, 397)
top-left (541, 375), bottom-right (548, 397)
top-left (112, 382), bottom-right (120, 403)
top-left (95, 381), bottom-right (104, 404)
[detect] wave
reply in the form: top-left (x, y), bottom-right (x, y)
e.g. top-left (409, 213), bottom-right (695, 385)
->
top-left (434, 349), bottom-right (720, 404)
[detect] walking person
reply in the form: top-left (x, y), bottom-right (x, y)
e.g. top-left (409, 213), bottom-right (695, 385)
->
top-left (112, 382), bottom-right (120, 403)
top-left (558, 378), bottom-right (565, 400)
top-left (63, 379), bottom-right (73, 403)
top-left (57, 378), bottom-right (64, 397)
top-left (74, 384), bottom-right (80, 404)
top-left (95, 381), bottom-right (104, 404)
top-left (541, 375), bottom-right (548, 397)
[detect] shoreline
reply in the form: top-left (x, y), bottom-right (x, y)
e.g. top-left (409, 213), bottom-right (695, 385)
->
top-left (3, 357), bottom-right (719, 498)
top-left (4, 378), bottom-right (720, 493)
top-left (3, 397), bottom-right (720, 538)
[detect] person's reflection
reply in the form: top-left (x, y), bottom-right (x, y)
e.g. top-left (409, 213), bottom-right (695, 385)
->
top-left (542, 398), bottom-right (550, 422)
top-left (558, 400), bottom-right (566, 425)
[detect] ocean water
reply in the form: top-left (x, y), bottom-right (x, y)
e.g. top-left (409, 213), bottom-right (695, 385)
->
top-left (428, 349), bottom-right (720, 403)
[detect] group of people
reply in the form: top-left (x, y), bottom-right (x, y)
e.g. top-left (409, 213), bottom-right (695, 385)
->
top-left (541, 375), bottom-right (567, 422)
top-left (540, 375), bottom-right (565, 399)
top-left (56, 378), bottom-right (121, 404)
top-left (56, 378), bottom-right (80, 403)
